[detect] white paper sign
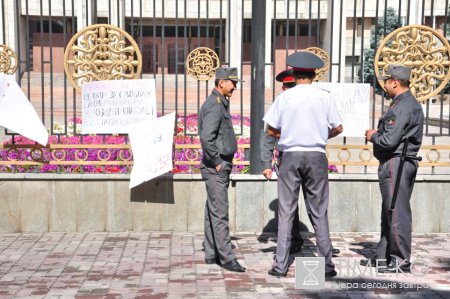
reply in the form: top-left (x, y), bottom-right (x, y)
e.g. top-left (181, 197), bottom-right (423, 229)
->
top-left (82, 79), bottom-right (157, 134)
top-left (314, 83), bottom-right (370, 137)
top-left (129, 112), bottom-right (176, 189)
top-left (0, 74), bottom-right (48, 145)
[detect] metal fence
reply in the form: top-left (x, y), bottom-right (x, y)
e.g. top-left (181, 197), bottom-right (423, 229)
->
top-left (0, 0), bottom-right (449, 174)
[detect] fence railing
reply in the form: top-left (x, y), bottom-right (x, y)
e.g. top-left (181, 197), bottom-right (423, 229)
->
top-left (1, 0), bottom-right (449, 175)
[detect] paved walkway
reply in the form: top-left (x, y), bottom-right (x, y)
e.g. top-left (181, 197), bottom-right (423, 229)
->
top-left (0, 232), bottom-right (449, 298)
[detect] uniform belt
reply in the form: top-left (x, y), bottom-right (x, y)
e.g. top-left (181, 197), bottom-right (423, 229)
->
top-left (220, 154), bottom-right (234, 162)
top-left (391, 154), bottom-right (422, 161)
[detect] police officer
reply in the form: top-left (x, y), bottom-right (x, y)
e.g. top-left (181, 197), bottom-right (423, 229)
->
top-left (362, 64), bottom-right (424, 273)
top-left (261, 68), bottom-right (341, 256)
top-left (263, 52), bottom-right (343, 277)
top-left (261, 68), bottom-right (303, 254)
top-left (198, 67), bottom-right (246, 273)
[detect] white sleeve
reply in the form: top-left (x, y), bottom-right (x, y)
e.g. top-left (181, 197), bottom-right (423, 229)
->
top-left (263, 96), bottom-right (282, 129)
top-left (327, 95), bottom-right (342, 129)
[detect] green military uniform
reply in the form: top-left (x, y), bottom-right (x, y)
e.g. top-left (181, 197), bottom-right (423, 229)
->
top-left (198, 88), bottom-right (238, 265)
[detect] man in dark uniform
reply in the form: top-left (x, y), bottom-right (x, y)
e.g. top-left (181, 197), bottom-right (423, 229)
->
top-left (263, 52), bottom-right (343, 277)
top-left (198, 67), bottom-right (246, 273)
top-left (362, 64), bottom-right (424, 273)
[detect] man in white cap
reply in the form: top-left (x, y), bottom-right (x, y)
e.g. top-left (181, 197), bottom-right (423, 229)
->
top-left (261, 67), bottom-right (341, 257)
top-left (263, 52), bottom-right (343, 277)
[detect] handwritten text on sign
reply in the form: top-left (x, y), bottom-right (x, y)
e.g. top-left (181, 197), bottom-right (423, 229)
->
top-left (129, 113), bottom-right (176, 189)
top-left (82, 79), bottom-right (156, 134)
top-left (314, 83), bottom-right (370, 137)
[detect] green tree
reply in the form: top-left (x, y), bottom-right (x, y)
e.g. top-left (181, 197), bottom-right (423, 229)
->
top-left (359, 7), bottom-right (399, 94)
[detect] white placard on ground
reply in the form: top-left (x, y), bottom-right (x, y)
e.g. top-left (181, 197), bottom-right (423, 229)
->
top-left (0, 74), bottom-right (48, 145)
top-left (129, 112), bottom-right (176, 189)
top-left (314, 82), bottom-right (370, 137)
top-left (82, 79), bottom-right (157, 134)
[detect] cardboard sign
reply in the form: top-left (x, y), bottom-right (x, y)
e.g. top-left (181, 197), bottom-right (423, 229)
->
top-left (314, 83), bottom-right (370, 137)
top-left (129, 113), bottom-right (176, 188)
top-left (82, 79), bottom-right (157, 134)
top-left (0, 74), bottom-right (48, 145)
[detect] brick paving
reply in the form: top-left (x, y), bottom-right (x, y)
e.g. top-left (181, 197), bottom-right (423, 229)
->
top-left (0, 232), bottom-right (449, 298)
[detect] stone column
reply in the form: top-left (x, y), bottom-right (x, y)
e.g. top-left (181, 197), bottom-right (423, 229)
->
top-left (265, 0), bottom-right (272, 87)
top-left (408, 0), bottom-right (423, 25)
top-left (323, 0), bottom-right (347, 82)
top-left (227, 0), bottom-right (242, 73)
top-left (110, 0), bottom-right (126, 29)
top-left (0, 1), bottom-right (18, 49)
top-left (76, 0), bottom-right (88, 31)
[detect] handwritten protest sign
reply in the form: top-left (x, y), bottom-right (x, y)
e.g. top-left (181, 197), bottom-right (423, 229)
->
top-left (129, 112), bottom-right (176, 189)
top-left (314, 83), bottom-right (370, 137)
top-left (82, 79), bottom-right (157, 134)
top-left (0, 74), bottom-right (48, 145)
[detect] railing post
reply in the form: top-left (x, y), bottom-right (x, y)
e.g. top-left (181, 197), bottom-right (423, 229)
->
top-left (250, 0), bottom-right (266, 174)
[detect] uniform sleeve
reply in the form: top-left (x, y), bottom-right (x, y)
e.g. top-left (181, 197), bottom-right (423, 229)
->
top-left (260, 130), bottom-right (276, 169)
top-left (199, 103), bottom-right (223, 166)
top-left (263, 96), bottom-right (282, 129)
top-left (327, 94), bottom-right (342, 129)
top-left (371, 107), bottom-right (410, 150)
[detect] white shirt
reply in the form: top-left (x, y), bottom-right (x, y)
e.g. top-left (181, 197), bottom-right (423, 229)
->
top-left (263, 84), bottom-right (342, 153)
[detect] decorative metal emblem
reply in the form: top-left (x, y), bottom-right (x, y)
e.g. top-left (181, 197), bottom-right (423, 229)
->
top-left (186, 47), bottom-right (220, 80)
top-left (0, 44), bottom-right (18, 75)
top-left (64, 24), bottom-right (142, 93)
top-left (304, 47), bottom-right (330, 81)
top-left (375, 25), bottom-right (450, 102)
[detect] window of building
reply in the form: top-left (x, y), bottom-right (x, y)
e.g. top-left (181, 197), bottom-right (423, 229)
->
top-left (274, 20), bottom-right (317, 37)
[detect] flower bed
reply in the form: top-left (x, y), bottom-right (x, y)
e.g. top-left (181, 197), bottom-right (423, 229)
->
top-left (0, 115), bottom-right (337, 174)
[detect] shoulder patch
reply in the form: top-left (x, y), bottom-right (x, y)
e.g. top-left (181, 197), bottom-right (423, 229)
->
top-left (216, 97), bottom-right (221, 104)
top-left (385, 118), bottom-right (396, 129)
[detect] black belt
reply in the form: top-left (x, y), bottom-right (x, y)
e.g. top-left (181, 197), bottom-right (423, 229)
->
top-left (391, 154), bottom-right (422, 162)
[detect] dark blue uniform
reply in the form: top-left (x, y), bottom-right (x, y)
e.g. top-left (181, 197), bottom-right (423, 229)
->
top-left (371, 89), bottom-right (424, 264)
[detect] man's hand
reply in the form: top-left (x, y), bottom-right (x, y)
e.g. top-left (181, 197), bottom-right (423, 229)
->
top-left (365, 129), bottom-right (377, 142)
top-left (328, 125), bottom-right (343, 139)
top-left (267, 126), bottom-right (281, 139)
top-left (262, 168), bottom-right (273, 180)
top-left (215, 164), bottom-right (222, 172)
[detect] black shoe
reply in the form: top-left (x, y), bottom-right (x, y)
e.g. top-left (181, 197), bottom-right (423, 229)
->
top-left (360, 258), bottom-right (388, 268)
top-left (289, 243), bottom-right (303, 254)
top-left (325, 269), bottom-right (337, 278)
top-left (205, 258), bottom-right (219, 265)
top-left (268, 268), bottom-right (287, 277)
top-left (377, 261), bottom-right (411, 273)
top-left (222, 259), bottom-right (246, 272)
top-left (332, 247), bottom-right (340, 255)
top-left (360, 258), bottom-right (377, 267)
top-left (291, 237), bottom-right (304, 245)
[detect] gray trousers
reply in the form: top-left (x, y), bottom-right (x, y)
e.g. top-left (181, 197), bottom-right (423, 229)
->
top-left (273, 151), bottom-right (334, 273)
top-left (200, 161), bottom-right (235, 264)
top-left (376, 157), bottom-right (418, 263)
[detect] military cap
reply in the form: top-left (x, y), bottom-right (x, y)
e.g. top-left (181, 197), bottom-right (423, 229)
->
top-left (275, 68), bottom-right (295, 83)
top-left (286, 51), bottom-right (324, 72)
top-left (215, 67), bottom-right (244, 82)
top-left (378, 64), bottom-right (412, 80)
